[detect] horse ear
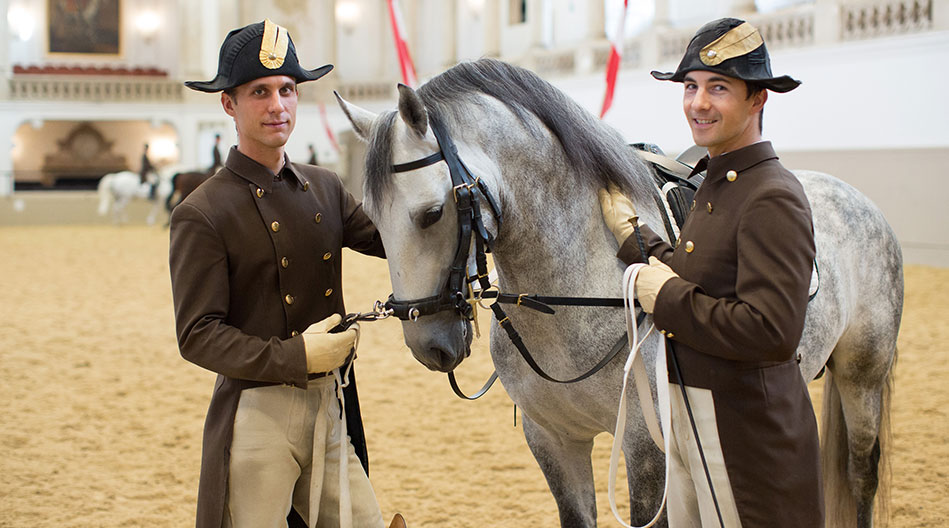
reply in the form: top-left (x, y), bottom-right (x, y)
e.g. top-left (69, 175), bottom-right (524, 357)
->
top-left (397, 83), bottom-right (428, 138)
top-left (334, 91), bottom-right (376, 142)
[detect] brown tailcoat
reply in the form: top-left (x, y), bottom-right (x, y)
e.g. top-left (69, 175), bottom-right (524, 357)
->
top-left (619, 142), bottom-right (823, 527)
top-left (169, 148), bottom-right (384, 528)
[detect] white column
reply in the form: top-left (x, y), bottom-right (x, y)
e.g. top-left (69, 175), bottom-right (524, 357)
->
top-left (483, 0), bottom-right (501, 57)
top-left (574, 0), bottom-right (605, 74)
top-left (653, 0), bottom-right (671, 28)
top-left (813, 0), bottom-right (840, 47)
top-left (728, 0), bottom-right (757, 17)
top-left (0, 116), bottom-right (21, 196)
top-left (0, 0), bottom-right (11, 100)
top-left (175, 114), bottom-right (199, 171)
top-left (934, 0), bottom-right (949, 31)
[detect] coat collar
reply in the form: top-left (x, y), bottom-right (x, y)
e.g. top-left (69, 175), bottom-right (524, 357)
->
top-left (224, 146), bottom-right (307, 193)
top-left (690, 141), bottom-right (779, 180)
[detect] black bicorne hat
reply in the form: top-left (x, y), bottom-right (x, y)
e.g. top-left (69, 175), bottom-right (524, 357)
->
top-left (185, 19), bottom-right (333, 93)
top-left (651, 18), bottom-right (800, 93)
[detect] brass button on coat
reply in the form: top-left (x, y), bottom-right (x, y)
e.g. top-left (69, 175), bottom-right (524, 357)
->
top-left (281, 257), bottom-right (289, 268)
top-left (322, 252), bottom-right (332, 261)
top-left (707, 202), bottom-right (713, 213)
top-left (324, 288), bottom-right (333, 297)
top-left (726, 170), bottom-right (738, 182)
top-left (271, 221), bottom-right (280, 232)
top-left (685, 240), bottom-right (695, 253)
top-left (291, 330), bottom-right (299, 337)
top-left (667, 332), bottom-right (675, 339)
top-left (303, 181), bottom-right (309, 191)
top-left (284, 294), bottom-right (294, 305)
top-left (314, 213), bottom-right (322, 224)
top-left (256, 188), bottom-right (264, 198)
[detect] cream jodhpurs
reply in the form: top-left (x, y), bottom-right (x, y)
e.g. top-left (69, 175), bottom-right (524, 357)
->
top-left (224, 376), bottom-right (383, 528)
top-left (666, 384), bottom-right (743, 528)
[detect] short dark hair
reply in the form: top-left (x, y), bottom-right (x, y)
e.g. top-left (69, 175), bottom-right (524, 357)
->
top-left (745, 81), bottom-right (765, 133)
top-left (223, 88), bottom-right (237, 102)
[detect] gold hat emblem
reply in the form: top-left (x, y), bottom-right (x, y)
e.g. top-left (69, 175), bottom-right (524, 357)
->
top-left (259, 19), bottom-right (289, 69)
top-left (700, 22), bottom-right (763, 67)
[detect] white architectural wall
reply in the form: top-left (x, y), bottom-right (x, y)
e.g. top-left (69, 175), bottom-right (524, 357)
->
top-left (1, 0), bottom-right (946, 265)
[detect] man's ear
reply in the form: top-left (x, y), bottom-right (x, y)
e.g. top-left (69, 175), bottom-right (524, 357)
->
top-left (753, 89), bottom-right (768, 113)
top-left (221, 92), bottom-right (236, 117)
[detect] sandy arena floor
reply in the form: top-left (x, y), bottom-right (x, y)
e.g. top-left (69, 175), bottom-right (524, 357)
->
top-left (1, 225), bottom-right (946, 527)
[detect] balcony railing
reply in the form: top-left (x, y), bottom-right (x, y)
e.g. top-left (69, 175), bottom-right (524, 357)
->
top-left (9, 76), bottom-right (183, 102)
top-left (841, 0), bottom-right (933, 40)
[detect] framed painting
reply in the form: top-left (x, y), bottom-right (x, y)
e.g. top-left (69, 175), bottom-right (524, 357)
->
top-left (47, 0), bottom-right (121, 55)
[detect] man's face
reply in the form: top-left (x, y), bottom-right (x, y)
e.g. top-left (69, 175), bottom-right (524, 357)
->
top-left (682, 70), bottom-right (766, 157)
top-left (222, 75), bottom-right (298, 153)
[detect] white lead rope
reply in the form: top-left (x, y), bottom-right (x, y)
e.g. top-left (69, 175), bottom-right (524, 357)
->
top-left (309, 329), bottom-right (360, 528)
top-left (608, 263), bottom-right (672, 528)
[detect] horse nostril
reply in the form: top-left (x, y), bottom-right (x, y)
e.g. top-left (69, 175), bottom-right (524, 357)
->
top-left (429, 347), bottom-right (455, 371)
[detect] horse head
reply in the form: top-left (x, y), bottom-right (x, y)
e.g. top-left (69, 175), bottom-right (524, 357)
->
top-left (337, 84), bottom-right (501, 372)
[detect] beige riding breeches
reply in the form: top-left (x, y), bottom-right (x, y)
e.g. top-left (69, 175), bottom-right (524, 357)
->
top-left (224, 375), bottom-right (384, 528)
top-left (666, 384), bottom-right (743, 528)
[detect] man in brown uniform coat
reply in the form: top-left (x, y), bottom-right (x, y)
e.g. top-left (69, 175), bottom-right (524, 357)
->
top-left (170, 19), bottom-right (392, 528)
top-left (600, 18), bottom-right (822, 527)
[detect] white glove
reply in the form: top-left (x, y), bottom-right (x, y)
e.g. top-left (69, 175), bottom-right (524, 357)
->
top-left (302, 314), bottom-right (358, 373)
top-left (635, 257), bottom-right (678, 313)
top-left (598, 186), bottom-right (639, 245)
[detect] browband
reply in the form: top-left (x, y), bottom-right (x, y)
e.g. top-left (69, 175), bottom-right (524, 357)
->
top-left (392, 151), bottom-right (445, 173)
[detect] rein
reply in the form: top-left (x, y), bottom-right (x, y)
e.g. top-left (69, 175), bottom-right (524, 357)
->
top-left (385, 118), bottom-right (651, 399)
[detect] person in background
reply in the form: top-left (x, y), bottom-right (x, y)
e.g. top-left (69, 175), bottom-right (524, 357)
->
top-left (210, 133), bottom-right (223, 174)
top-left (139, 142), bottom-right (154, 185)
top-left (599, 18), bottom-right (822, 527)
top-left (308, 143), bottom-right (318, 165)
top-left (170, 18), bottom-right (404, 528)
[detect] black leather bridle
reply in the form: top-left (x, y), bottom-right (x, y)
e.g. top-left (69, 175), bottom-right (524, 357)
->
top-left (385, 116), bottom-right (642, 399)
top-left (386, 116), bottom-right (501, 325)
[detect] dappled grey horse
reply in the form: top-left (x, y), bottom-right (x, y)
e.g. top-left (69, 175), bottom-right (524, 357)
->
top-left (338, 59), bottom-right (901, 527)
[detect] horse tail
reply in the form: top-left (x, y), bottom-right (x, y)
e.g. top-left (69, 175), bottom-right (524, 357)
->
top-left (875, 350), bottom-right (895, 527)
top-left (97, 174), bottom-right (113, 216)
top-left (820, 355), bottom-right (895, 527)
top-left (821, 369), bottom-right (856, 527)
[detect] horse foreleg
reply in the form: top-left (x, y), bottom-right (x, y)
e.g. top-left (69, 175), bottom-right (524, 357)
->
top-left (521, 414), bottom-right (597, 527)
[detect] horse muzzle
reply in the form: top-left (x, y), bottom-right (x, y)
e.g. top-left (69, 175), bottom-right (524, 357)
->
top-left (401, 314), bottom-right (472, 372)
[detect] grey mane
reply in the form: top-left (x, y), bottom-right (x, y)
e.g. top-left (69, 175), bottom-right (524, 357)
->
top-left (364, 58), bottom-right (655, 208)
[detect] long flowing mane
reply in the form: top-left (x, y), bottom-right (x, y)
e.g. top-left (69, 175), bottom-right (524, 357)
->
top-left (364, 58), bottom-right (655, 207)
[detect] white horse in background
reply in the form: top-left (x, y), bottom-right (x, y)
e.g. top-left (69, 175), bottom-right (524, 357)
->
top-left (338, 59), bottom-right (902, 527)
top-left (96, 168), bottom-right (173, 225)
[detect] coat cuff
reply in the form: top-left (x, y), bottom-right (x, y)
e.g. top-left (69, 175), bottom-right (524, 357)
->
top-left (652, 277), bottom-right (695, 339)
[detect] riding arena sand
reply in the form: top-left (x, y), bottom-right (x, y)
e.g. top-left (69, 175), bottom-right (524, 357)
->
top-left (1, 225), bottom-right (946, 527)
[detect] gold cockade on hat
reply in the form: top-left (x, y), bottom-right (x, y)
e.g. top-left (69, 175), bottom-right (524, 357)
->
top-left (259, 19), bottom-right (289, 69)
top-left (700, 22), bottom-right (763, 66)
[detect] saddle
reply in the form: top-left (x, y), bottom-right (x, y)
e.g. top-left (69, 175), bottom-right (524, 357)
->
top-left (630, 142), bottom-right (705, 237)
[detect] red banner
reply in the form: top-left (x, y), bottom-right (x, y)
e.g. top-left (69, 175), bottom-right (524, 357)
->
top-left (600, 0), bottom-right (629, 118)
top-left (387, 0), bottom-right (418, 87)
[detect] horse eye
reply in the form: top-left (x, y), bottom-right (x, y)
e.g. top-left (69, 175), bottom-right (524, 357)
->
top-left (419, 206), bottom-right (443, 229)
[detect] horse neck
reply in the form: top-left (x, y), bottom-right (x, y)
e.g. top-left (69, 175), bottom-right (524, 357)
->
top-left (448, 99), bottom-right (663, 298)
top-left (483, 143), bottom-right (623, 298)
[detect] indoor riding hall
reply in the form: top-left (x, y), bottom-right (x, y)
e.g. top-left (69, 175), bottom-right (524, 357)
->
top-left (1, 1), bottom-right (946, 527)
